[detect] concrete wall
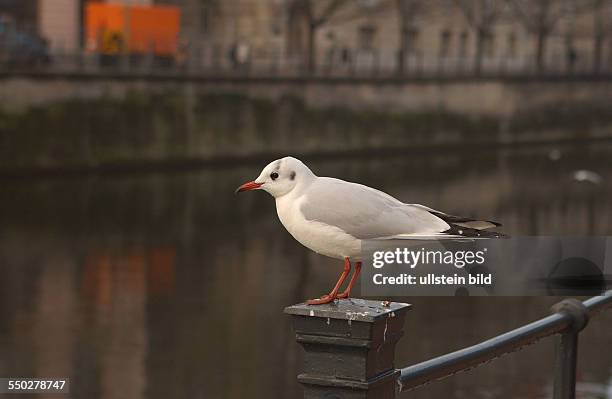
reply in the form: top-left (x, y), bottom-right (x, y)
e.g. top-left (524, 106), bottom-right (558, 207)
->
top-left (1, 75), bottom-right (611, 117)
top-left (0, 75), bottom-right (610, 172)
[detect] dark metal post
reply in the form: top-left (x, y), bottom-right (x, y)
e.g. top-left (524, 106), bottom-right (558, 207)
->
top-left (553, 331), bottom-right (579, 399)
top-left (551, 299), bottom-right (589, 399)
top-left (285, 299), bottom-right (412, 399)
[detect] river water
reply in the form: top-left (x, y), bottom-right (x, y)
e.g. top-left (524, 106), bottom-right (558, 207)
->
top-left (1, 142), bottom-right (611, 399)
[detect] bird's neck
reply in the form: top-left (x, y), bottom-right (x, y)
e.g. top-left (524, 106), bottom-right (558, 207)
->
top-left (294, 174), bottom-right (316, 196)
top-left (275, 174), bottom-right (316, 201)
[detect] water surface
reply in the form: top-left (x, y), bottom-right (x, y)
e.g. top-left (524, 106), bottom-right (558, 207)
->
top-left (1, 142), bottom-right (611, 399)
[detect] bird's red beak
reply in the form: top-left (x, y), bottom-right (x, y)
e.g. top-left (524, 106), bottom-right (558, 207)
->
top-left (235, 181), bottom-right (263, 194)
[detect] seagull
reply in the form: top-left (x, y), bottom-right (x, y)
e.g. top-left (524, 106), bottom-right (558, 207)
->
top-left (236, 156), bottom-right (503, 305)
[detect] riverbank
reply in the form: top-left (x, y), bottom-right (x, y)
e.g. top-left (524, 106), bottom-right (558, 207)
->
top-left (1, 76), bottom-right (611, 174)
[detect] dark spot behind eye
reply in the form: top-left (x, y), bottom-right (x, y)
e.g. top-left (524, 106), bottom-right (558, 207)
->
top-left (270, 172), bottom-right (279, 180)
top-left (290, 171), bottom-right (296, 180)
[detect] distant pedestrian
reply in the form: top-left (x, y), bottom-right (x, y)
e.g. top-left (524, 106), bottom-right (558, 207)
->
top-left (229, 41), bottom-right (250, 72)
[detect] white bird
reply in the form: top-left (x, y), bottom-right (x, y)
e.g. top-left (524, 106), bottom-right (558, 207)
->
top-left (236, 156), bottom-right (502, 305)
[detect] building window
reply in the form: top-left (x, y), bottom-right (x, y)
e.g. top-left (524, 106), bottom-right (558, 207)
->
top-left (458, 31), bottom-right (468, 58)
top-left (340, 48), bottom-right (351, 64)
top-left (402, 27), bottom-right (419, 54)
top-left (200, 6), bottom-right (210, 35)
top-left (507, 32), bottom-right (517, 57)
top-left (484, 32), bottom-right (495, 57)
top-left (439, 29), bottom-right (451, 58)
top-left (358, 25), bottom-right (376, 50)
top-left (270, 2), bottom-right (283, 36)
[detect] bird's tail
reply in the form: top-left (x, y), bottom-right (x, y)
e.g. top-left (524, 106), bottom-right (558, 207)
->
top-left (429, 211), bottom-right (508, 238)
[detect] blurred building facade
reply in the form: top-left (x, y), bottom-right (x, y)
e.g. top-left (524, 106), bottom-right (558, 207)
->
top-left (38, 0), bottom-right (81, 53)
top-left (0, 0), bottom-right (83, 53)
top-left (159, 0), bottom-right (612, 74)
top-left (0, 0), bottom-right (38, 31)
top-left (0, 0), bottom-right (611, 73)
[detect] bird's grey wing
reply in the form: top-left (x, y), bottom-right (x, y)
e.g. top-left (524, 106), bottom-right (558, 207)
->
top-left (300, 178), bottom-right (450, 239)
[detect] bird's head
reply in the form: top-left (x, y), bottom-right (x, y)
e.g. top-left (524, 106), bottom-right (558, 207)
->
top-left (235, 156), bottom-right (315, 198)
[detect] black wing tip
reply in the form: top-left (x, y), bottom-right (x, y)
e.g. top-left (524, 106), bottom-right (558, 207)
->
top-left (430, 211), bottom-right (503, 228)
top-left (444, 226), bottom-right (510, 238)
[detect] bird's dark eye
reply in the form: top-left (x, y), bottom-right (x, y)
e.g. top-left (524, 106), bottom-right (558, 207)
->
top-left (270, 172), bottom-right (279, 180)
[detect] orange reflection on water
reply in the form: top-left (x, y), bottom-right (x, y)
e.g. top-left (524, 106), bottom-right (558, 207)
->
top-left (148, 247), bottom-right (176, 296)
top-left (81, 246), bottom-right (176, 305)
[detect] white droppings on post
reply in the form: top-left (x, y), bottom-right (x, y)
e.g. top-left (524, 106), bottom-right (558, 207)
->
top-left (309, 310), bottom-right (314, 317)
top-left (346, 310), bottom-right (369, 326)
top-left (390, 312), bottom-right (396, 318)
top-left (346, 311), bottom-right (369, 320)
top-left (326, 317), bottom-right (330, 325)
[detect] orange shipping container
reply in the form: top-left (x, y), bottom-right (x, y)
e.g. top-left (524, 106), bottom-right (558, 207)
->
top-left (85, 3), bottom-right (180, 56)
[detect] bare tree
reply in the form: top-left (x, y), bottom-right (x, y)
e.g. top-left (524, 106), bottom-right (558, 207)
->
top-left (509, 0), bottom-right (576, 72)
top-left (591, 0), bottom-right (612, 72)
top-left (453, 0), bottom-right (505, 75)
top-left (182, 0), bottom-right (219, 71)
top-left (289, 0), bottom-right (349, 73)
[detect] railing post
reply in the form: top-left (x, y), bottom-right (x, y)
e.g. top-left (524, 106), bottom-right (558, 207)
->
top-left (284, 299), bottom-right (411, 399)
top-left (553, 330), bottom-right (579, 399)
top-left (551, 299), bottom-right (589, 399)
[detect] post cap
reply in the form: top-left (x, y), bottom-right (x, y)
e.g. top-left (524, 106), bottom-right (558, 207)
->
top-left (284, 298), bottom-right (411, 322)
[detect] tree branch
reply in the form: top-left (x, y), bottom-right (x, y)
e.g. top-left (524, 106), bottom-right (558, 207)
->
top-left (453, 0), bottom-right (478, 27)
top-left (312, 0), bottom-right (349, 27)
top-left (323, 0), bottom-right (395, 28)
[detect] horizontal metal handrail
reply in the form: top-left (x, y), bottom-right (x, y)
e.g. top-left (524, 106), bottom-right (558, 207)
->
top-left (398, 292), bottom-right (612, 392)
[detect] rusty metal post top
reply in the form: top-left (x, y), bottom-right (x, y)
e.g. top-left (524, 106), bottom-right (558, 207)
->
top-left (284, 298), bottom-right (412, 322)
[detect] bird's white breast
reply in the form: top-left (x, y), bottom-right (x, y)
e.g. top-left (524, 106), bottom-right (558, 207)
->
top-left (275, 194), bottom-right (361, 260)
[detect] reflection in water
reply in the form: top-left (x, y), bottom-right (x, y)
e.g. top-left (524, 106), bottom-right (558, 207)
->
top-left (0, 143), bottom-right (611, 399)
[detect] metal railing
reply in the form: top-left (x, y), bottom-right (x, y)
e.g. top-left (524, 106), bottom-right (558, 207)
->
top-left (285, 292), bottom-right (612, 399)
top-left (398, 293), bottom-right (612, 399)
top-left (2, 49), bottom-right (612, 81)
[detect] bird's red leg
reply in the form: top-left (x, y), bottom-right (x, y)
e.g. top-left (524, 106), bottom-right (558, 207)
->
top-left (337, 261), bottom-right (362, 299)
top-left (307, 258), bottom-right (351, 305)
